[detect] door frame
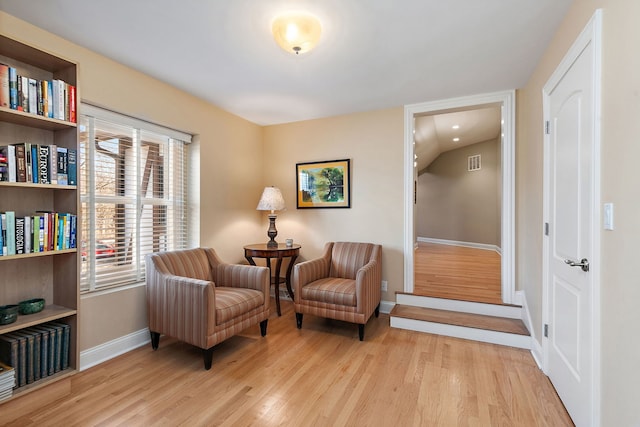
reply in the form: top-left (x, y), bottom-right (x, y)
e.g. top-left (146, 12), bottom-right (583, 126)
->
top-left (403, 90), bottom-right (516, 304)
top-left (542, 10), bottom-right (602, 426)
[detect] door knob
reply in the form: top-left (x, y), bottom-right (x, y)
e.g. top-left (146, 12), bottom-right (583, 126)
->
top-left (564, 258), bottom-right (589, 272)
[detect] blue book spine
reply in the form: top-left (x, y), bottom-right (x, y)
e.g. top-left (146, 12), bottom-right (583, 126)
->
top-left (8, 67), bottom-right (18, 109)
top-left (0, 212), bottom-right (4, 256)
top-left (31, 145), bottom-right (39, 183)
top-left (6, 211), bottom-right (15, 255)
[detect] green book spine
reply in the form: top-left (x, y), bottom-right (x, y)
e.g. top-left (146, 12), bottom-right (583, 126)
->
top-left (10, 331), bottom-right (34, 384)
top-left (3, 333), bottom-right (26, 387)
top-left (23, 328), bottom-right (42, 381)
top-left (31, 326), bottom-right (53, 376)
top-left (49, 322), bottom-right (70, 370)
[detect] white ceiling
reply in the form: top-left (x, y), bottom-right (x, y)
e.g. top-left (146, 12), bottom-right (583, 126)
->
top-left (414, 106), bottom-right (502, 173)
top-left (0, 0), bottom-right (573, 126)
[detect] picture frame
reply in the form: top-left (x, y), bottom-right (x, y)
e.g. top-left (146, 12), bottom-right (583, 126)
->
top-left (296, 159), bottom-right (351, 208)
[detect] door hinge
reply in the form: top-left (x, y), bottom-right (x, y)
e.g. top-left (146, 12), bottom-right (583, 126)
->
top-left (544, 324), bottom-right (549, 338)
top-left (545, 120), bottom-right (550, 135)
top-left (545, 222), bottom-right (549, 236)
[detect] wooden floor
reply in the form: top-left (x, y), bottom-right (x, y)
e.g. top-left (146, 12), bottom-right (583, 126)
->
top-left (414, 242), bottom-right (503, 305)
top-left (2, 300), bottom-right (572, 426)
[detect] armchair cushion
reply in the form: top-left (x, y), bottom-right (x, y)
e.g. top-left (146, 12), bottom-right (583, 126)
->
top-left (301, 277), bottom-right (357, 306)
top-left (215, 287), bottom-right (265, 324)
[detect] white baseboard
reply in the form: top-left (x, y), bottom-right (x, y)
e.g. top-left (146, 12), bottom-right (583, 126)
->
top-left (80, 328), bottom-right (150, 371)
top-left (518, 290), bottom-right (543, 368)
top-left (417, 237), bottom-right (500, 253)
top-left (379, 300), bottom-right (395, 314)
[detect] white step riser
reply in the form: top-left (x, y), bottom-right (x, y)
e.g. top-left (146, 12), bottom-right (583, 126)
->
top-left (396, 294), bottom-right (522, 319)
top-left (390, 316), bottom-right (531, 350)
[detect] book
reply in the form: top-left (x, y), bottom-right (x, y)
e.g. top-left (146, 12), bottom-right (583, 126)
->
top-left (48, 322), bottom-right (70, 370)
top-left (56, 147), bottom-right (68, 185)
top-left (0, 360), bottom-right (15, 396)
top-left (0, 213), bottom-right (4, 256)
top-left (9, 331), bottom-right (35, 385)
top-left (28, 78), bottom-right (37, 115)
top-left (25, 143), bottom-right (32, 183)
top-left (8, 67), bottom-right (18, 110)
top-left (15, 216), bottom-right (25, 254)
top-left (67, 148), bottom-right (77, 185)
top-left (5, 211), bottom-right (15, 255)
top-left (0, 335), bottom-right (19, 389)
top-left (69, 85), bottom-right (76, 123)
top-left (30, 326), bottom-right (53, 377)
top-left (30, 144), bottom-right (38, 183)
top-left (21, 330), bottom-right (41, 382)
top-left (7, 145), bottom-right (16, 182)
top-left (13, 143), bottom-right (27, 182)
top-left (0, 64), bottom-right (8, 108)
top-left (38, 144), bottom-right (50, 184)
top-left (2, 333), bottom-right (26, 387)
top-left (49, 144), bottom-right (57, 185)
top-left (24, 215), bottom-right (31, 254)
top-left (0, 213), bottom-right (5, 255)
top-left (18, 75), bottom-right (28, 112)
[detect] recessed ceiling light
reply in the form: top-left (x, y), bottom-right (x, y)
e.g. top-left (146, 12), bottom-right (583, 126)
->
top-left (453, 137), bottom-right (460, 142)
top-left (452, 125), bottom-right (460, 129)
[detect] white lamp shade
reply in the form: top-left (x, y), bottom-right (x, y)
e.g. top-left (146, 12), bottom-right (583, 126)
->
top-left (256, 187), bottom-right (286, 212)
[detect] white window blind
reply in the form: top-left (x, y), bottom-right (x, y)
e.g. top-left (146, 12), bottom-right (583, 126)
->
top-left (79, 105), bottom-right (190, 293)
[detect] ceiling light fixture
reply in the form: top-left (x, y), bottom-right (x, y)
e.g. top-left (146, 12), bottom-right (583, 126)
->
top-left (453, 137), bottom-right (460, 142)
top-left (452, 125), bottom-right (460, 129)
top-left (272, 12), bottom-right (322, 55)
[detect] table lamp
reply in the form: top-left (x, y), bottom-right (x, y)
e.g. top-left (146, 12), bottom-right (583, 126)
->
top-left (257, 186), bottom-right (286, 247)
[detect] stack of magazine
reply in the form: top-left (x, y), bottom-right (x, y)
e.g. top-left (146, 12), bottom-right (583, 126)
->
top-left (0, 361), bottom-right (15, 402)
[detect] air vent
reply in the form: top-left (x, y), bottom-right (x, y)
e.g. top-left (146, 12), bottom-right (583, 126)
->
top-left (468, 154), bottom-right (481, 171)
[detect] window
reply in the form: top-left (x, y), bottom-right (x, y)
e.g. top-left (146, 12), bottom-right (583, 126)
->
top-left (79, 105), bottom-right (191, 293)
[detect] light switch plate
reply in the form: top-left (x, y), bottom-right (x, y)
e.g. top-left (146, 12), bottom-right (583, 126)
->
top-left (603, 203), bottom-right (614, 230)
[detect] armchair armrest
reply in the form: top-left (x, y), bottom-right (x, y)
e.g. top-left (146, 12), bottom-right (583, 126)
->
top-left (146, 266), bottom-right (215, 349)
top-left (214, 262), bottom-right (270, 294)
top-left (354, 248), bottom-right (382, 315)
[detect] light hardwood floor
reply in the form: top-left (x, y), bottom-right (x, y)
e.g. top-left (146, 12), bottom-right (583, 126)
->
top-left (2, 300), bottom-right (572, 426)
top-left (414, 242), bottom-right (503, 305)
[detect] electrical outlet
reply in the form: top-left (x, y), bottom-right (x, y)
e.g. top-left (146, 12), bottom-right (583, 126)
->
top-left (381, 280), bottom-right (388, 292)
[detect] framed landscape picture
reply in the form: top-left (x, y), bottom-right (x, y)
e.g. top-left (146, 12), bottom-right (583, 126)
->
top-left (296, 159), bottom-right (351, 208)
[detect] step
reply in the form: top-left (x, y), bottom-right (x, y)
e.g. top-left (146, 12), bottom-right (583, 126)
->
top-left (396, 292), bottom-right (522, 319)
top-left (390, 304), bottom-right (531, 350)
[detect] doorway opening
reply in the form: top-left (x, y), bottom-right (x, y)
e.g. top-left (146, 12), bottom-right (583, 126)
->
top-left (403, 91), bottom-right (516, 305)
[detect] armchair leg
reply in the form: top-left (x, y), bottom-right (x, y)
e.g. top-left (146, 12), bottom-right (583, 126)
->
top-left (260, 319), bottom-right (268, 337)
top-left (358, 324), bottom-right (365, 341)
top-left (150, 331), bottom-right (160, 350)
top-left (203, 347), bottom-right (214, 370)
top-left (375, 303), bottom-right (381, 318)
top-left (295, 312), bottom-right (303, 329)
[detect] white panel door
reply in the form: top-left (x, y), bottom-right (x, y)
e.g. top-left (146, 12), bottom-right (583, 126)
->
top-left (543, 12), bottom-right (601, 427)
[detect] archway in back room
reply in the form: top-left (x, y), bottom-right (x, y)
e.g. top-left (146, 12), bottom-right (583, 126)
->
top-left (403, 90), bottom-right (516, 305)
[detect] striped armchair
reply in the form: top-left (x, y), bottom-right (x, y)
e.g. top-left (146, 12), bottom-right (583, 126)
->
top-left (292, 242), bottom-right (382, 341)
top-left (146, 248), bottom-right (270, 370)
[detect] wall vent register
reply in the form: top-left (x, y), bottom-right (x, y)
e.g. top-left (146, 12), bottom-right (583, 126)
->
top-left (468, 154), bottom-right (481, 171)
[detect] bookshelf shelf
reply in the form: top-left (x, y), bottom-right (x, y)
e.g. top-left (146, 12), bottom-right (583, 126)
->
top-left (0, 106), bottom-right (77, 131)
top-left (0, 34), bottom-right (79, 404)
top-left (0, 248), bottom-right (76, 262)
top-left (0, 181), bottom-right (77, 190)
top-left (0, 305), bottom-right (77, 335)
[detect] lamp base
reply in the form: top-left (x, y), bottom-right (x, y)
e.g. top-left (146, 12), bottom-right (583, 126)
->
top-left (267, 213), bottom-right (278, 247)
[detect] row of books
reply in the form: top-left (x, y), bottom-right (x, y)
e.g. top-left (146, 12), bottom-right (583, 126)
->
top-left (0, 361), bottom-right (15, 402)
top-left (0, 211), bottom-right (78, 256)
top-left (0, 63), bottom-right (76, 123)
top-left (0, 322), bottom-right (71, 389)
top-left (0, 143), bottom-right (77, 185)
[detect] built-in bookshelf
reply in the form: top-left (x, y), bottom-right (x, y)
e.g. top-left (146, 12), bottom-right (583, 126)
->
top-left (0, 34), bottom-right (79, 402)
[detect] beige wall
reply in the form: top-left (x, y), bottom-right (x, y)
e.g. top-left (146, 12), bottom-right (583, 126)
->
top-left (0, 12), bottom-right (266, 351)
top-left (417, 138), bottom-right (500, 246)
top-left (262, 109), bottom-right (405, 301)
top-left (517, 0), bottom-right (640, 424)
